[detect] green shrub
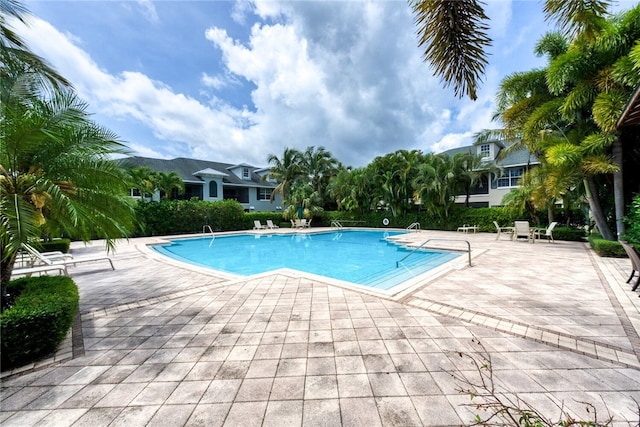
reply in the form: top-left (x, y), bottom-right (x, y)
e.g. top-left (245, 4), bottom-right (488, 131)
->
top-left (588, 233), bottom-right (626, 257)
top-left (1, 276), bottom-right (79, 370)
top-left (551, 226), bottom-right (586, 241)
top-left (39, 238), bottom-right (71, 253)
top-left (134, 199), bottom-right (246, 236)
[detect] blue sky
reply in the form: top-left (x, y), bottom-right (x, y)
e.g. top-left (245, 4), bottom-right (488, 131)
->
top-left (13, 1), bottom-right (632, 167)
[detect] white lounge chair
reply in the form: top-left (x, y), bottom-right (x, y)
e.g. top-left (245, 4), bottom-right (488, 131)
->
top-left (253, 220), bottom-right (267, 230)
top-left (21, 243), bottom-right (115, 270)
top-left (493, 221), bottom-right (514, 241)
top-left (266, 220), bottom-right (279, 229)
top-left (12, 264), bottom-right (68, 278)
top-left (532, 221), bottom-right (558, 242)
top-left (513, 221), bottom-right (533, 243)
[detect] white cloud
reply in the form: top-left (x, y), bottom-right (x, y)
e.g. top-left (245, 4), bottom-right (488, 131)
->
top-left (13, 1), bottom-right (522, 168)
top-left (136, 0), bottom-right (159, 24)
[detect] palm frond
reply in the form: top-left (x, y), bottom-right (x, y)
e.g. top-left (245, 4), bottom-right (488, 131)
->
top-left (543, 0), bottom-right (611, 42)
top-left (592, 89), bottom-right (628, 131)
top-left (582, 154), bottom-right (618, 174)
top-left (581, 132), bottom-right (616, 155)
top-left (411, 0), bottom-right (491, 100)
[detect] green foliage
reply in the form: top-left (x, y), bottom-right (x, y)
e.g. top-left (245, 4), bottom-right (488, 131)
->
top-left (623, 195), bottom-right (640, 245)
top-left (40, 239), bottom-right (71, 253)
top-left (588, 233), bottom-right (626, 257)
top-left (1, 276), bottom-right (79, 370)
top-left (134, 199), bottom-right (246, 236)
top-left (552, 226), bottom-right (586, 241)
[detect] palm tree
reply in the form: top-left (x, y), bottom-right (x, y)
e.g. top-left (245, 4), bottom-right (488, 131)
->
top-left (409, 0), bottom-right (613, 100)
top-left (266, 147), bottom-right (305, 203)
top-left (413, 153), bottom-right (458, 218)
top-left (126, 166), bottom-right (157, 200)
top-left (453, 151), bottom-right (501, 207)
top-left (302, 146), bottom-right (339, 205)
top-left (154, 171), bottom-right (184, 200)
top-left (0, 0), bottom-right (71, 97)
top-left (1, 86), bottom-right (136, 308)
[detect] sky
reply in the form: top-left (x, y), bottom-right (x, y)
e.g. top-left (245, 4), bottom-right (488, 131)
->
top-left (12, 0), bottom-right (633, 168)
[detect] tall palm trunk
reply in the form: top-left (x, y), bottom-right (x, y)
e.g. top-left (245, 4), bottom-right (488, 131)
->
top-left (612, 138), bottom-right (625, 239)
top-left (584, 176), bottom-right (615, 240)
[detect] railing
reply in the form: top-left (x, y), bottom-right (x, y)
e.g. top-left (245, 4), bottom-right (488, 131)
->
top-left (406, 222), bottom-right (420, 231)
top-left (203, 225), bottom-right (214, 236)
top-left (331, 220), bottom-right (343, 229)
top-left (396, 238), bottom-right (472, 268)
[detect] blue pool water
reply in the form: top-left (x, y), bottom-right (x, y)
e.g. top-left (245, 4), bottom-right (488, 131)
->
top-left (152, 230), bottom-right (460, 290)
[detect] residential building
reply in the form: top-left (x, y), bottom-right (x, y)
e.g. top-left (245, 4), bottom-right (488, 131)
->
top-left (441, 141), bottom-right (539, 207)
top-left (121, 156), bottom-right (283, 212)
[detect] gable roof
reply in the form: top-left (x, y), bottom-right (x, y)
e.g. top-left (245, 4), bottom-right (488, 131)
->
top-left (119, 156), bottom-right (276, 188)
top-left (439, 141), bottom-right (538, 167)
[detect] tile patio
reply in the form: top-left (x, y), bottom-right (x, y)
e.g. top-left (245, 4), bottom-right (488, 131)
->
top-left (1, 229), bottom-right (639, 426)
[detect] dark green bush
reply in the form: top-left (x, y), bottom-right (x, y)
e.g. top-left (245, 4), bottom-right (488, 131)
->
top-left (1, 276), bottom-right (79, 370)
top-left (551, 226), bottom-right (586, 241)
top-left (134, 199), bottom-right (246, 236)
top-left (39, 238), bottom-right (71, 253)
top-left (588, 233), bottom-right (626, 257)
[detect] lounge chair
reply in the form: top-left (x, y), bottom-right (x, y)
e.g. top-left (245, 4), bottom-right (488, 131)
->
top-left (12, 264), bottom-right (68, 278)
top-left (513, 221), bottom-right (533, 243)
top-left (21, 243), bottom-right (114, 270)
top-left (253, 220), bottom-right (267, 230)
top-left (532, 221), bottom-right (558, 243)
top-left (266, 220), bottom-right (279, 229)
top-left (620, 241), bottom-right (640, 291)
top-left (493, 221), bottom-right (514, 241)
top-left (304, 218), bottom-right (312, 228)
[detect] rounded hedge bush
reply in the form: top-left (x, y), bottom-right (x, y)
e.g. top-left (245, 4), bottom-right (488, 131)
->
top-left (1, 275), bottom-right (79, 370)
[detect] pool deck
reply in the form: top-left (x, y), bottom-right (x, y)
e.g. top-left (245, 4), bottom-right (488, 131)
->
top-left (2, 228), bottom-right (639, 426)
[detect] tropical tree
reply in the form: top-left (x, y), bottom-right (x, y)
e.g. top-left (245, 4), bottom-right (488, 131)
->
top-left (154, 171), bottom-right (184, 200)
top-left (282, 182), bottom-right (323, 220)
top-left (301, 146), bottom-right (340, 204)
top-left (1, 87), bottom-right (136, 308)
top-left (126, 166), bottom-right (156, 200)
top-left (453, 151), bottom-right (501, 207)
top-left (409, 0), bottom-right (614, 100)
top-left (413, 153), bottom-right (458, 218)
top-left (368, 150), bottom-right (422, 217)
top-left (266, 147), bottom-right (305, 203)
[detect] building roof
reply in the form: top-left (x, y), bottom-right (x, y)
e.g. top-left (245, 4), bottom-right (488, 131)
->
top-left (617, 84), bottom-right (640, 128)
top-left (119, 156), bottom-right (277, 188)
top-left (439, 141), bottom-right (538, 168)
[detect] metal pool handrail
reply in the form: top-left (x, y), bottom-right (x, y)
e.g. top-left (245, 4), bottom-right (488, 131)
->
top-left (396, 238), bottom-right (471, 268)
top-left (406, 222), bottom-right (420, 231)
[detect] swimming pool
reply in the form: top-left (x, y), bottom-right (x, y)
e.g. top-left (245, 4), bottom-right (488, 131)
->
top-left (152, 230), bottom-right (461, 291)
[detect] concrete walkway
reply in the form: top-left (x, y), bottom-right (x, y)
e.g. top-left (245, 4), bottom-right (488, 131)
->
top-left (1, 229), bottom-right (639, 426)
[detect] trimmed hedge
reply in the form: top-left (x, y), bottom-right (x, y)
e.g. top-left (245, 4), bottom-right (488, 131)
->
top-left (134, 199), bottom-right (246, 236)
top-left (551, 226), bottom-right (586, 242)
top-left (588, 233), bottom-right (626, 257)
top-left (39, 238), bottom-right (71, 253)
top-left (1, 276), bottom-right (79, 370)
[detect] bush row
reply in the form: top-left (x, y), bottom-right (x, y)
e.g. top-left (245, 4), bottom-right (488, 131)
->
top-left (588, 233), bottom-right (626, 257)
top-left (39, 238), bottom-right (71, 253)
top-left (1, 276), bottom-right (79, 370)
top-left (133, 200), bottom-right (590, 241)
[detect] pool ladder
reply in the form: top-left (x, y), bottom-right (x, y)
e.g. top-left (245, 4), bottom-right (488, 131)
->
top-left (406, 222), bottom-right (420, 231)
top-left (396, 238), bottom-right (472, 268)
top-left (331, 220), bottom-right (343, 229)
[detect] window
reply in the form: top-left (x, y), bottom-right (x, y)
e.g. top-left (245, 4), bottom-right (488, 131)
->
top-left (243, 168), bottom-right (250, 179)
top-left (209, 181), bottom-right (218, 198)
top-left (497, 167), bottom-right (524, 188)
top-left (258, 188), bottom-right (272, 201)
top-left (130, 188), bottom-right (141, 197)
top-left (479, 144), bottom-right (491, 159)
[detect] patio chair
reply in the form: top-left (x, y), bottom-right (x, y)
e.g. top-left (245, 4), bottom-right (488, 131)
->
top-left (532, 221), bottom-right (558, 243)
top-left (493, 221), bottom-right (514, 241)
top-left (21, 243), bottom-right (115, 270)
top-left (12, 264), bottom-right (68, 278)
top-left (513, 221), bottom-right (533, 243)
top-left (620, 241), bottom-right (640, 291)
top-left (253, 220), bottom-right (267, 230)
top-left (266, 219), bottom-right (279, 229)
